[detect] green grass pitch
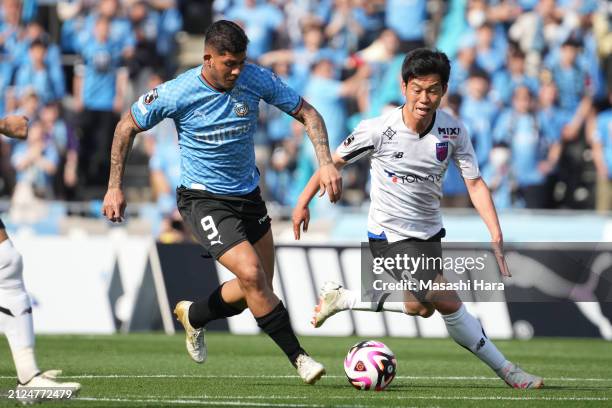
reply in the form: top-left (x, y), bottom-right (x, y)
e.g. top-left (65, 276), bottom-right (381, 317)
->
top-left (1, 334), bottom-right (610, 407)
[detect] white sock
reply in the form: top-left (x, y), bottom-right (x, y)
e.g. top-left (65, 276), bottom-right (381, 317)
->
top-left (0, 239), bottom-right (39, 383)
top-left (342, 289), bottom-right (405, 312)
top-left (442, 305), bottom-right (508, 372)
top-left (11, 347), bottom-right (39, 384)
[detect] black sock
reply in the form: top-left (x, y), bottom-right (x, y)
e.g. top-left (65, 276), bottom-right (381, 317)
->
top-left (255, 301), bottom-right (305, 366)
top-left (188, 284), bottom-right (246, 329)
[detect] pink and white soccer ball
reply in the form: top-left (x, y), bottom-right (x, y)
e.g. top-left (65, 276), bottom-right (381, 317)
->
top-left (344, 340), bottom-right (397, 391)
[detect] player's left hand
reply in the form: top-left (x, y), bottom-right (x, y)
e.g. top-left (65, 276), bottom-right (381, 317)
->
top-left (492, 240), bottom-right (511, 277)
top-left (318, 163), bottom-right (342, 203)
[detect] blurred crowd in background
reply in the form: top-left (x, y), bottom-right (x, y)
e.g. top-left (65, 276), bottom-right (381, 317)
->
top-left (1, 0), bottom-right (612, 240)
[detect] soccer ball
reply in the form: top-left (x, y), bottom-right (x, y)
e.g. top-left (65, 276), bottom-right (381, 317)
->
top-left (344, 340), bottom-right (397, 391)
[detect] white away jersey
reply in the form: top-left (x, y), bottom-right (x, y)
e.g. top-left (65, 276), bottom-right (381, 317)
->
top-left (336, 107), bottom-right (479, 241)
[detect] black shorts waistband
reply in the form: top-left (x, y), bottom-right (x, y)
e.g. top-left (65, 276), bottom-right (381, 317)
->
top-left (177, 185), bottom-right (262, 202)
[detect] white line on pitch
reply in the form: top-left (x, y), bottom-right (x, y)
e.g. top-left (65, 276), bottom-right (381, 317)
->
top-left (2, 374), bottom-right (607, 382)
top-left (74, 395), bottom-right (609, 403)
top-left (74, 397), bottom-right (361, 407)
top-left (174, 395), bottom-right (610, 402)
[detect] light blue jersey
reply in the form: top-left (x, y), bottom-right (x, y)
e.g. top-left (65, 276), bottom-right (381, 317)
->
top-left (131, 63), bottom-right (302, 195)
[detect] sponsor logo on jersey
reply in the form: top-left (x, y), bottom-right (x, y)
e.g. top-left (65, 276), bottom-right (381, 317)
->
top-left (383, 169), bottom-right (443, 184)
top-left (436, 142), bottom-right (449, 161)
top-left (393, 152), bottom-right (404, 159)
top-left (438, 127), bottom-right (460, 136)
top-left (144, 88), bottom-right (158, 105)
top-left (195, 123), bottom-right (252, 142)
top-left (343, 135), bottom-right (355, 147)
top-left (382, 127), bottom-right (396, 140)
top-left (234, 102), bottom-right (249, 117)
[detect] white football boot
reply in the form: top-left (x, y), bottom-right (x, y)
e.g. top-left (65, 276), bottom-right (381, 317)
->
top-left (17, 370), bottom-right (81, 404)
top-left (497, 362), bottom-right (544, 389)
top-left (174, 301), bottom-right (207, 363)
top-left (312, 281), bottom-right (349, 328)
top-left (295, 354), bottom-right (326, 385)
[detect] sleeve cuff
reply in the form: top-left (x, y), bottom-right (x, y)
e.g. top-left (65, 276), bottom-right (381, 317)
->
top-left (289, 97), bottom-right (304, 116)
top-left (130, 109), bottom-right (146, 131)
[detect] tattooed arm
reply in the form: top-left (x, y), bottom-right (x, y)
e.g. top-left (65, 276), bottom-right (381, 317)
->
top-left (102, 112), bottom-right (141, 222)
top-left (292, 99), bottom-right (342, 202)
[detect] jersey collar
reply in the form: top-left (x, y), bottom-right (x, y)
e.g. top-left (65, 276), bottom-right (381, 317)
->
top-left (399, 106), bottom-right (437, 139)
top-left (418, 112), bottom-right (436, 138)
top-left (198, 67), bottom-right (226, 93)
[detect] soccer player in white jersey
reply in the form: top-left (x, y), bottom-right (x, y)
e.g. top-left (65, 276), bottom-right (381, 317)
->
top-left (293, 49), bottom-right (544, 389)
top-left (103, 21), bottom-right (342, 384)
top-left (0, 115), bottom-right (81, 399)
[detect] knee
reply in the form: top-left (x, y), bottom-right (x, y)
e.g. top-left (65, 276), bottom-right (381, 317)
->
top-left (419, 304), bottom-right (435, 318)
top-left (403, 302), bottom-right (435, 318)
top-left (237, 264), bottom-right (266, 292)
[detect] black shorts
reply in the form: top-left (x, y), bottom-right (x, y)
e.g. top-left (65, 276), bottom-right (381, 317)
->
top-left (177, 186), bottom-right (271, 260)
top-left (369, 229), bottom-right (445, 301)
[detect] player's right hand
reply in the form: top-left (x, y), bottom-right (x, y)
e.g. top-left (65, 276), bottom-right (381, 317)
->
top-left (319, 163), bottom-right (342, 203)
top-left (292, 206), bottom-right (310, 240)
top-left (102, 187), bottom-right (127, 223)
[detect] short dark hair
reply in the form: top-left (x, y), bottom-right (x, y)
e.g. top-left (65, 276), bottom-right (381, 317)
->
top-left (468, 66), bottom-right (490, 82)
top-left (204, 20), bottom-right (249, 54)
top-left (30, 37), bottom-right (48, 49)
top-left (401, 48), bottom-right (451, 87)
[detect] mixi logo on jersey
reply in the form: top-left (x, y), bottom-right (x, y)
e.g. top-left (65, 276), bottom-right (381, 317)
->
top-left (438, 127), bottom-right (460, 139)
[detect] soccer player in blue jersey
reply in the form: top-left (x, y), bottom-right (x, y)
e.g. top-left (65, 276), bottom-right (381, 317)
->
top-left (0, 115), bottom-right (81, 399)
top-left (102, 20), bottom-right (341, 384)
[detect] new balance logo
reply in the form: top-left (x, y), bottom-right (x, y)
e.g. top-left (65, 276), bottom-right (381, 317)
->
top-left (210, 235), bottom-right (223, 246)
top-left (258, 214), bottom-right (270, 224)
top-left (393, 152), bottom-right (404, 159)
top-left (476, 337), bottom-right (486, 351)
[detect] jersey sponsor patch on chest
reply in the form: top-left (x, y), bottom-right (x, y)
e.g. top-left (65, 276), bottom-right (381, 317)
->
top-left (435, 142), bottom-right (449, 161)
